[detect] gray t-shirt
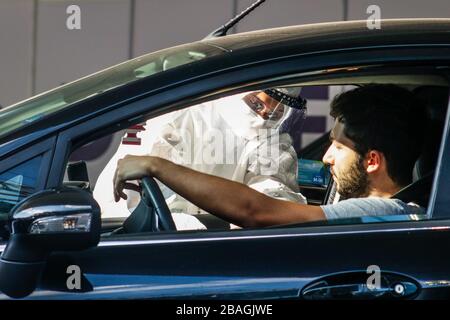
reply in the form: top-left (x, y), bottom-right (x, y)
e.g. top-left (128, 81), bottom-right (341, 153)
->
top-left (320, 197), bottom-right (426, 220)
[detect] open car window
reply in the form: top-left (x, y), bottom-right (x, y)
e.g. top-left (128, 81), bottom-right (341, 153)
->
top-left (64, 72), bottom-right (449, 234)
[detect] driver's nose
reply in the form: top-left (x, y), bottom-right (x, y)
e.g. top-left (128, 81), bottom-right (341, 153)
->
top-left (322, 145), bottom-right (335, 166)
top-left (259, 106), bottom-right (272, 120)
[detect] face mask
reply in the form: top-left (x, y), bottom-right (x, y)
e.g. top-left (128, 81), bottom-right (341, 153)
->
top-left (242, 100), bottom-right (283, 130)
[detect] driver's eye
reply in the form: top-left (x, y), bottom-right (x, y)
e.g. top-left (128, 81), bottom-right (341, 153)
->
top-left (254, 102), bottom-right (265, 111)
top-left (248, 96), bottom-right (266, 111)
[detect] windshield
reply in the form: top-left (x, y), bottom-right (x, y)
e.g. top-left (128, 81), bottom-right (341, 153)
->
top-left (0, 42), bottom-right (222, 139)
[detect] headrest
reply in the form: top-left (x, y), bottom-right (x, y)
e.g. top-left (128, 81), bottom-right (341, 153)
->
top-left (412, 119), bottom-right (444, 181)
top-left (413, 86), bottom-right (449, 121)
top-left (413, 151), bottom-right (437, 182)
top-left (411, 86), bottom-right (448, 181)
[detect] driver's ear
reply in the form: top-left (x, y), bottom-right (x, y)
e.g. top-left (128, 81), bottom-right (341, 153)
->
top-left (365, 150), bottom-right (383, 174)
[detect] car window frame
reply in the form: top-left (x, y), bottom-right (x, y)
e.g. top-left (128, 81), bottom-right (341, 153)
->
top-left (427, 91), bottom-right (450, 218)
top-left (0, 137), bottom-right (55, 242)
top-left (49, 48), bottom-right (450, 241)
top-left (0, 137), bottom-right (55, 190)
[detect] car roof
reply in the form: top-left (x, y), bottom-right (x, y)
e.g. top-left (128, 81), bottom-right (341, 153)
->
top-left (202, 19), bottom-right (450, 52)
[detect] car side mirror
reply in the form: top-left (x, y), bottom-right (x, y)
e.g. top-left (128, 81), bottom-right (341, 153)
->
top-left (0, 187), bottom-right (101, 298)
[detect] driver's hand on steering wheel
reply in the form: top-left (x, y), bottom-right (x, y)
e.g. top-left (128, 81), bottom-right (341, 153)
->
top-left (113, 155), bottom-right (158, 202)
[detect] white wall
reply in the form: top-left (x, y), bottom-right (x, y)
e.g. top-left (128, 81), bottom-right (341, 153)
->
top-left (0, 0), bottom-right (34, 107)
top-left (34, 0), bottom-right (131, 93)
top-left (133, 0), bottom-right (234, 57)
top-left (235, 0), bottom-right (344, 33)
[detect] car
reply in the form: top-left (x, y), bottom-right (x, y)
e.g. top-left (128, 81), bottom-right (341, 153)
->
top-left (0, 18), bottom-right (450, 300)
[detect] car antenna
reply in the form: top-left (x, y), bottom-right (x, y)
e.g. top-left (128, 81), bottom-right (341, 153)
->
top-left (203, 0), bottom-right (267, 39)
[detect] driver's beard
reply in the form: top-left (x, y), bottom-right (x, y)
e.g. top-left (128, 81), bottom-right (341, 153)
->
top-left (335, 154), bottom-right (370, 199)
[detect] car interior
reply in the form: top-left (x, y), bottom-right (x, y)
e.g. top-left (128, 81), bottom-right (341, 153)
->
top-left (63, 66), bottom-right (450, 235)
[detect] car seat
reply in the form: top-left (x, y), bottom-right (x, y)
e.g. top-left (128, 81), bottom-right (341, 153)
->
top-left (391, 86), bottom-right (449, 208)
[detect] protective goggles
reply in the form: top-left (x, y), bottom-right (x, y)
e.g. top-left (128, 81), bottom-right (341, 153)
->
top-left (243, 89), bottom-right (307, 122)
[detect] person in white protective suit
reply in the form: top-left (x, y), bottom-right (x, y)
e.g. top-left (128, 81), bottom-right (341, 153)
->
top-left (94, 87), bottom-right (308, 230)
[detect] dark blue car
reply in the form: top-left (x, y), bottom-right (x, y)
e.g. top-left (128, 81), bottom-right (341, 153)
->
top-left (0, 19), bottom-right (450, 299)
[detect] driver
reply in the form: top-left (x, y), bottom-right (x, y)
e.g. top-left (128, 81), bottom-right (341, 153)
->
top-left (113, 84), bottom-right (427, 228)
top-left (94, 88), bottom-right (308, 230)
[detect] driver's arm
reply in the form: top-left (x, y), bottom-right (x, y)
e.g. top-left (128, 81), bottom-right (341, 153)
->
top-left (113, 155), bottom-right (325, 227)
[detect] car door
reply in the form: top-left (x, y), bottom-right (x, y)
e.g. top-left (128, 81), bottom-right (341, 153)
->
top-left (2, 44), bottom-right (450, 300)
top-left (19, 199), bottom-right (450, 299)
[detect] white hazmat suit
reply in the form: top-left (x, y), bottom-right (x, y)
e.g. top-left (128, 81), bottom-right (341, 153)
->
top-left (94, 91), bottom-right (307, 230)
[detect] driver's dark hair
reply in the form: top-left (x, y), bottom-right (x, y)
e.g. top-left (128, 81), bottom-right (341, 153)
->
top-left (330, 84), bottom-right (426, 187)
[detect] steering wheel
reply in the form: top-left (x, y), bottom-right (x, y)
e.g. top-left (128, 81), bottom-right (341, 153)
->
top-left (141, 177), bottom-right (176, 231)
top-left (120, 176), bottom-right (176, 233)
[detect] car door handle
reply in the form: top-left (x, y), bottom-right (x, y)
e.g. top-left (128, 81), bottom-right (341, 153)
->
top-left (301, 271), bottom-right (420, 300)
